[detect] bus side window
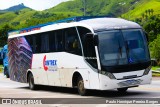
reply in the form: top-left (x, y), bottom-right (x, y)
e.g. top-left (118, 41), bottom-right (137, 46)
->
top-left (25, 35), bottom-right (35, 53)
top-left (56, 30), bottom-right (64, 52)
top-left (41, 33), bottom-right (49, 53)
top-left (34, 35), bottom-right (41, 53)
top-left (49, 31), bottom-right (56, 52)
top-left (65, 27), bottom-right (82, 56)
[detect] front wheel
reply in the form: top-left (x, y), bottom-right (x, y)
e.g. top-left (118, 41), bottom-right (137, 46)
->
top-left (28, 73), bottom-right (37, 90)
top-left (117, 87), bottom-right (128, 93)
top-left (77, 76), bottom-right (87, 96)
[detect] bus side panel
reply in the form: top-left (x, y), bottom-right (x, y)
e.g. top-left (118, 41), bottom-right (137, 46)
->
top-left (31, 54), bottom-right (50, 85)
top-left (88, 69), bottom-right (100, 90)
top-left (8, 37), bottom-right (32, 83)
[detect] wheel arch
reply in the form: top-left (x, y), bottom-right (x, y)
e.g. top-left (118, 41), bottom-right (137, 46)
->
top-left (72, 71), bottom-right (83, 88)
top-left (27, 70), bottom-right (32, 83)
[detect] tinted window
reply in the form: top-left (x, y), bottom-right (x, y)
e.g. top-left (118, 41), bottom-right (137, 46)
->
top-left (98, 30), bottom-right (128, 66)
top-left (49, 32), bottom-right (56, 52)
top-left (25, 27), bottom-right (82, 55)
top-left (65, 27), bottom-right (82, 55)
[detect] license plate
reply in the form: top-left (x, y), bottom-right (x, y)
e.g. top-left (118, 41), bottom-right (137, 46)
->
top-left (126, 79), bottom-right (138, 85)
top-left (118, 79), bottom-right (141, 87)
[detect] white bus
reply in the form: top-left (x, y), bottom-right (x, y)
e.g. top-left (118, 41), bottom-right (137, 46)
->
top-left (8, 17), bottom-right (151, 95)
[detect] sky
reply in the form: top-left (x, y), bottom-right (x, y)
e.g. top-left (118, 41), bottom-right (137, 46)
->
top-left (0, 0), bottom-right (69, 11)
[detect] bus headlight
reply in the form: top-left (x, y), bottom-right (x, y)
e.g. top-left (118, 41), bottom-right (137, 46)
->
top-left (101, 71), bottom-right (116, 79)
top-left (143, 66), bottom-right (151, 75)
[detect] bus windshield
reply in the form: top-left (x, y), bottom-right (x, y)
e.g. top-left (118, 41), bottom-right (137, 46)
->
top-left (98, 29), bottom-right (150, 67)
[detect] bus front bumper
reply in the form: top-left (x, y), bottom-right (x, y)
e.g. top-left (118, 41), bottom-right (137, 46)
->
top-left (98, 70), bottom-right (152, 90)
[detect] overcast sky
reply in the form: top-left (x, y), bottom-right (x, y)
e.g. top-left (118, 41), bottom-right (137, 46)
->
top-left (0, 0), bottom-right (69, 11)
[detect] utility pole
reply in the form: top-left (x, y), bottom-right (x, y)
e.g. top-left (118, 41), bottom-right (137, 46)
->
top-left (82, 0), bottom-right (86, 16)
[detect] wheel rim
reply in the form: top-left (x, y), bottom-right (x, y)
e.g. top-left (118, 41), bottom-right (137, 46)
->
top-left (29, 76), bottom-right (34, 89)
top-left (78, 80), bottom-right (85, 94)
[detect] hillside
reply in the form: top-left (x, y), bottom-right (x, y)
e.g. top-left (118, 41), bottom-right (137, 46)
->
top-left (0, 3), bottom-right (30, 13)
top-left (0, 0), bottom-right (160, 30)
top-left (122, 0), bottom-right (160, 20)
top-left (47, 0), bottom-right (140, 17)
top-left (0, 9), bottom-right (80, 30)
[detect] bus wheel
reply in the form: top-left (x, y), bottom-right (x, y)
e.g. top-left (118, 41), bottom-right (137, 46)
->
top-left (28, 73), bottom-right (36, 90)
top-left (77, 77), bottom-right (87, 96)
top-left (117, 87), bottom-right (128, 93)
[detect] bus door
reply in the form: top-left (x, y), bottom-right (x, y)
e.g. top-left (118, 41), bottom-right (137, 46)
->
top-left (83, 33), bottom-right (100, 89)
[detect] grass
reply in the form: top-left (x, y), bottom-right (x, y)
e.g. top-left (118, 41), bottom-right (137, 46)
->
top-left (123, 0), bottom-right (160, 20)
top-left (152, 66), bottom-right (160, 70)
top-left (0, 65), bottom-right (3, 73)
top-left (152, 72), bottom-right (160, 77)
top-left (152, 66), bottom-right (160, 77)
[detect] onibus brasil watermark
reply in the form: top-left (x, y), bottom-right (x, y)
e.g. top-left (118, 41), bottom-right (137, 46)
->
top-left (0, 98), bottom-right (160, 105)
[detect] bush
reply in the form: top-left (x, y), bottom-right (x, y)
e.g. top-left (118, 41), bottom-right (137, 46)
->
top-left (149, 35), bottom-right (160, 66)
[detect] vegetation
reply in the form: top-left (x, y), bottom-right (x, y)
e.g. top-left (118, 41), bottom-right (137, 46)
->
top-left (48, 0), bottom-right (141, 17)
top-left (0, 0), bottom-right (160, 65)
top-left (152, 66), bottom-right (160, 71)
top-left (149, 35), bottom-right (160, 66)
top-left (152, 66), bottom-right (160, 77)
top-left (152, 72), bottom-right (160, 77)
top-left (0, 65), bottom-right (3, 73)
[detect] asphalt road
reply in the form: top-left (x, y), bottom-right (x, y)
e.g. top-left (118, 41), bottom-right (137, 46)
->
top-left (0, 73), bottom-right (160, 107)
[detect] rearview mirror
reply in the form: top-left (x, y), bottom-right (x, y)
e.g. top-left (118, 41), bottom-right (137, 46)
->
top-left (85, 33), bottom-right (98, 46)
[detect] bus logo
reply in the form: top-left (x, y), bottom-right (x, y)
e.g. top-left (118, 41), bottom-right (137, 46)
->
top-left (129, 57), bottom-right (134, 63)
top-left (43, 55), bottom-right (57, 71)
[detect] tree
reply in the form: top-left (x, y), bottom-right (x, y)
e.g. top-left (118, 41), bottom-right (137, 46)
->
top-left (145, 10), bottom-right (148, 16)
top-left (143, 16), bottom-right (160, 41)
top-left (148, 9), bottom-right (151, 16)
top-left (149, 35), bottom-right (160, 66)
top-left (141, 13), bottom-right (145, 19)
top-left (0, 24), bottom-right (14, 46)
top-left (150, 9), bottom-right (154, 15)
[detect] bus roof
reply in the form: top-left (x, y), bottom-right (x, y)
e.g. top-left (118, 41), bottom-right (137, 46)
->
top-left (79, 18), bottom-right (141, 32)
top-left (8, 17), bottom-right (141, 38)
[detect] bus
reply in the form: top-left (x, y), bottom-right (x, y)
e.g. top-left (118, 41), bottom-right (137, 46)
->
top-left (1, 45), bottom-right (9, 78)
top-left (8, 16), bottom-right (151, 95)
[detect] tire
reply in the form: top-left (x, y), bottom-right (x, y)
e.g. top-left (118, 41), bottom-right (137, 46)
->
top-left (117, 87), bottom-right (128, 93)
top-left (28, 73), bottom-right (36, 90)
top-left (4, 68), bottom-right (9, 78)
top-left (77, 76), bottom-right (87, 96)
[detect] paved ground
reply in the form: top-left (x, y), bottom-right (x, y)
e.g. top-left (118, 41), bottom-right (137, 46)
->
top-left (0, 73), bottom-right (160, 107)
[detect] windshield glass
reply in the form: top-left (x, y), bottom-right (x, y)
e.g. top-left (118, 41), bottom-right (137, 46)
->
top-left (98, 29), bottom-right (150, 66)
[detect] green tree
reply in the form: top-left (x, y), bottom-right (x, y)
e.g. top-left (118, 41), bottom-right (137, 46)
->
top-left (149, 35), bottom-right (160, 65)
top-left (0, 24), bottom-right (14, 46)
top-left (143, 16), bottom-right (160, 42)
top-left (148, 9), bottom-right (151, 16)
top-left (150, 9), bottom-right (154, 15)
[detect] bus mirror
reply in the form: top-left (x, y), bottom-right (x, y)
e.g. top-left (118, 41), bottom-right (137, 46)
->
top-left (94, 34), bottom-right (98, 46)
top-left (85, 33), bottom-right (98, 46)
top-left (85, 33), bottom-right (94, 39)
top-left (85, 33), bottom-right (94, 43)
